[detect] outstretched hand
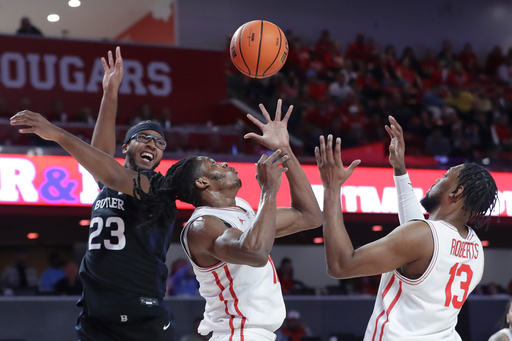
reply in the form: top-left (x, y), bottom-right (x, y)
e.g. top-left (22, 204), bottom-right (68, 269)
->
top-left (385, 115), bottom-right (406, 174)
top-left (315, 135), bottom-right (360, 188)
top-left (244, 99), bottom-right (291, 151)
top-left (102, 46), bottom-right (123, 92)
top-left (10, 110), bottom-right (63, 141)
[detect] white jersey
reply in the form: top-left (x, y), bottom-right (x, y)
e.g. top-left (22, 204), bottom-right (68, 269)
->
top-left (181, 197), bottom-right (286, 341)
top-left (364, 219), bottom-right (484, 341)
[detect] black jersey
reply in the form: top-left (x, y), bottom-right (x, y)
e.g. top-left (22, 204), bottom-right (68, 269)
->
top-left (78, 171), bottom-right (174, 321)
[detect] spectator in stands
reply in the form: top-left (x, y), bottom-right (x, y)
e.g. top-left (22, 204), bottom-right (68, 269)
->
top-left (488, 299), bottom-right (512, 341)
top-left (444, 87), bottom-right (475, 122)
top-left (458, 42), bottom-right (480, 75)
top-left (1, 247), bottom-right (39, 295)
top-left (425, 126), bottom-right (452, 157)
top-left (447, 61), bottom-right (471, 89)
top-left (323, 41), bottom-right (344, 77)
top-left (39, 251), bottom-right (66, 294)
top-left (314, 29), bottom-right (335, 66)
top-left (437, 39), bottom-right (457, 69)
top-left (486, 45), bottom-right (505, 76)
top-left (473, 85), bottom-right (493, 114)
top-left (166, 258), bottom-right (199, 296)
top-left (420, 48), bottom-right (440, 81)
top-left (131, 103), bottom-right (155, 125)
top-left (356, 275), bottom-right (380, 295)
top-left (54, 261), bottom-right (83, 295)
top-left (450, 123), bottom-right (475, 160)
top-left (471, 111), bottom-right (495, 153)
top-left (276, 310), bottom-right (313, 341)
top-left (338, 92), bottom-right (368, 147)
top-left (304, 69), bottom-right (328, 102)
top-left (493, 86), bottom-right (512, 114)
top-left (307, 50), bottom-right (327, 80)
top-left (394, 57), bottom-right (422, 88)
top-left (400, 46), bottom-right (424, 79)
top-left (16, 17), bottom-right (43, 36)
top-left (276, 258), bottom-right (311, 295)
top-left (422, 83), bottom-right (449, 121)
top-left (159, 107), bottom-right (173, 130)
top-left (286, 36), bottom-right (311, 78)
top-left (370, 54), bottom-right (399, 87)
top-left (497, 54), bottom-right (512, 85)
top-left (383, 44), bottom-right (399, 69)
top-left (387, 90), bottom-right (415, 127)
top-left (491, 113), bottom-right (512, 150)
top-left (328, 71), bottom-right (353, 104)
top-left (72, 106), bottom-right (95, 125)
top-left (345, 33), bottom-right (370, 65)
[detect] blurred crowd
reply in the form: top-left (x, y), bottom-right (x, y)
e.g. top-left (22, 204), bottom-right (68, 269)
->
top-left (225, 30), bottom-right (512, 169)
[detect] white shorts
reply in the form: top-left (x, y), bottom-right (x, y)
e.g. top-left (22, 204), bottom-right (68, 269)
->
top-left (208, 328), bottom-right (276, 341)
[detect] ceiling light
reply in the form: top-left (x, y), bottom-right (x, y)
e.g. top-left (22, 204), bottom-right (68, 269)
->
top-left (68, 0), bottom-right (81, 7)
top-left (47, 14), bottom-right (60, 23)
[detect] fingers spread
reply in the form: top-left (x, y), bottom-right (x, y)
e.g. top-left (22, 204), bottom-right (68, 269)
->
top-left (258, 103), bottom-right (272, 122)
top-left (246, 114), bottom-right (264, 130)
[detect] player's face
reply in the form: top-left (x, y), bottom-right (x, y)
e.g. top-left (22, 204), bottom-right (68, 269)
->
top-left (123, 129), bottom-right (165, 171)
top-left (199, 157), bottom-right (241, 189)
top-left (420, 165), bottom-right (463, 213)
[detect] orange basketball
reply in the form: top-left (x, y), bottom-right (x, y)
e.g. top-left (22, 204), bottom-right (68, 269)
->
top-left (230, 20), bottom-right (288, 79)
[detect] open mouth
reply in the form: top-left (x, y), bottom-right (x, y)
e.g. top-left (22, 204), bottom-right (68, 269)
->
top-left (140, 151), bottom-right (154, 162)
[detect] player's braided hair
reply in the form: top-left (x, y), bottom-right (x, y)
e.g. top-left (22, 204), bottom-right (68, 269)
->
top-left (133, 156), bottom-right (203, 230)
top-left (455, 163), bottom-right (498, 229)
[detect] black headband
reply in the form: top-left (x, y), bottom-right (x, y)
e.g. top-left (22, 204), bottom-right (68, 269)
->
top-left (123, 121), bottom-right (165, 144)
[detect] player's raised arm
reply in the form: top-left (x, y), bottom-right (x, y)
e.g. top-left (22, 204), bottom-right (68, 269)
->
top-left (316, 134), bottom-right (430, 278)
top-left (10, 110), bottom-right (149, 195)
top-left (386, 115), bottom-right (425, 223)
top-left (244, 99), bottom-right (323, 237)
top-left (91, 46), bottom-right (123, 156)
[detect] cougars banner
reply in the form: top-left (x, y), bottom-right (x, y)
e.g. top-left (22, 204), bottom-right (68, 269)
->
top-left (0, 154), bottom-right (510, 217)
top-left (0, 34), bottom-right (225, 125)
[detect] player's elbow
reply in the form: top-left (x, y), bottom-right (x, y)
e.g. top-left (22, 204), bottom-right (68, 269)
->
top-left (326, 263), bottom-right (351, 279)
top-left (245, 251), bottom-right (270, 267)
top-left (309, 211), bottom-right (323, 229)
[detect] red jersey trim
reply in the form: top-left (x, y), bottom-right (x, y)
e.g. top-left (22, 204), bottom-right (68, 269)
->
top-left (212, 265), bottom-right (247, 341)
top-left (371, 276), bottom-right (403, 341)
top-left (393, 220), bottom-right (439, 286)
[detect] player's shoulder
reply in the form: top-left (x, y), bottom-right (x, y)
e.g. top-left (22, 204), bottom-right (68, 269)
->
top-left (392, 219), bottom-right (431, 237)
top-left (488, 331), bottom-right (510, 341)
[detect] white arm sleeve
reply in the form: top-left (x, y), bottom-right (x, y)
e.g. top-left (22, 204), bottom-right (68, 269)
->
top-left (394, 173), bottom-right (425, 224)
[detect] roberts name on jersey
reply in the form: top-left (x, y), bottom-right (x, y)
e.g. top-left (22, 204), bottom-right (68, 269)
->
top-left (450, 239), bottom-right (480, 259)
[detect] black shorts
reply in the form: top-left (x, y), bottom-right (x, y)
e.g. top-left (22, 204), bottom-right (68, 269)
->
top-left (76, 307), bottom-right (175, 341)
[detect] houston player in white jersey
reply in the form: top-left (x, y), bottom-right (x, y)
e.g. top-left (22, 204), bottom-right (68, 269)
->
top-left (488, 299), bottom-right (512, 341)
top-left (134, 99), bottom-right (323, 341)
top-left (315, 115), bottom-right (498, 341)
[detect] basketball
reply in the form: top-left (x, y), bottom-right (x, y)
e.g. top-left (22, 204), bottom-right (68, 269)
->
top-left (230, 20), bottom-right (288, 79)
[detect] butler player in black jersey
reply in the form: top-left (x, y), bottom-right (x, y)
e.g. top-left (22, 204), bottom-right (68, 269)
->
top-left (80, 47), bottom-right (176, 341)
top-left (13, 47), bottom-right (176, 341)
